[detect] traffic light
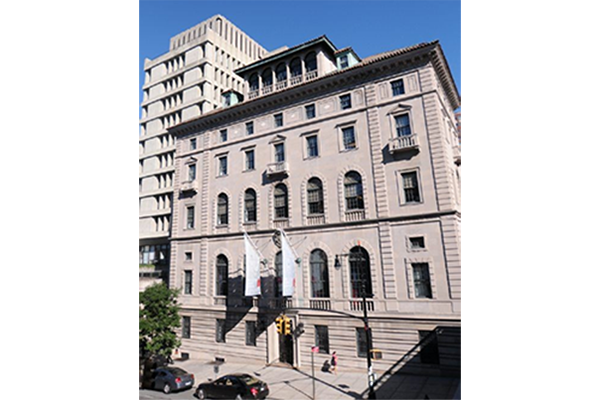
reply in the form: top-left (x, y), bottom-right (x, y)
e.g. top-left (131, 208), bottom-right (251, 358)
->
top-left (284, 316), bottom-right (292, 336)
top-left (275, 316), bottom-right (284, 335)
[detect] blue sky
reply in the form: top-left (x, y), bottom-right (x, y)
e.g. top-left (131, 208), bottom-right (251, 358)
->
top-left (140, 0), bottom-right (461, 104)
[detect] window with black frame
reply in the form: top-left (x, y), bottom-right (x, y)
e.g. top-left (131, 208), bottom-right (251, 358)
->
top-left (246, 321), bottom-right (257, 346)
top-left (315, 325), bottom-right (330, 354)
top-left (349, 246), bottom-right (372, 298)
top-left (216, 255), bottom-right (228, 296)
top-left (216, 319), bottom-right (226, 343)
top-left (412, 263), bottom-right (432, 298)
top-left (184, 270), bottom-right (192, 295)
top-left (307, 178), bottom-right (324, 215)
top-left (310, 249), bottom-right (329, 298)
top-left (274, 251), bottom-right (283, 297)
top-left (217, 193), bottom-right (228, 225)
top-left (182, 316), bottom-right (191, 339)
top-left (356, 327), bottom-right (368, 358)
top-left (245, 149), bottom-right (255, 171)
top-left (244, 189), bottom-right (257, 223)
top-left (344, 171), bottom-right (364, 210)
top-left (274, 184), bottom-right (288, 219)
top-left (395, 114), bottom-right (412, 137)
top-left (402, 171), bottom-right (421, 203)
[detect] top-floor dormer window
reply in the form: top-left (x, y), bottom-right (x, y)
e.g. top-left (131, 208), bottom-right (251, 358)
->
top-left (305, 52), bottom-right (317, 72)
top-left (249, 74), bottom-right (259, 91)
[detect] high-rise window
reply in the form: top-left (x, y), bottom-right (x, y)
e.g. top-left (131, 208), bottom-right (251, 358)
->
top-left (218, 156), bottom-right (228, 176)
top-left (245, 149), bottom-right (255, 171)
top-left (315, 325), bottom-right (330, 354)
top-left (217, 193), bottom-right (228, 225)
top-left (306, 135), bottom-right (319, 158)
top-left (274, 113), bottom-right (283, 127)
top-left (402, 171), bottom-right (421, 203)
top-left (244, 189), bottom-right (257, 223)
top-left (342, 126), bottom-right (356, 150)
top-left (340, 55), bottom-right (349, 69)
top-left (410, 237), bottom-right (425, 250)
top-left (412, 263), bottom-right (432, 299)
top-left (216, 255), bottom-right (228, 296)
top-left (246, 321), bottom-right (257, 346)
top-left (395, 114), bottom-right (412, 137)
top-left (184, 270), bottom-right (192, 295)
top-left (305, 104), bottom-right (316, 119)
top-left (274, 184), bottom-right (288, 219)
top-left (344, 171), bottom-right (364, 210)
top-left (340, 94), bottom-right (352, 110)
top-left (220, 129), bottom-right (228, 142)
top-left (274, 143), bottom-right (285, 162)
top-left (349, 246), bottom-right (372, 298)
top-left (310, 249), bottom-right (329, 298)
top-left (391, 79), bottom-right (405, 96)
top-left (305, 52), bottom-right (317, 73)
top-left (307, 178), bottom-right (324, 215)
top-left (182, 316), bottom-right (191, 339)
top-left (190, 138), bottom-right (197, 150)
top-left (188, 164), bottom-right (196, 181)
top-left (246, 121), bottom-right (254, 135)
top-left (186, 206), bottom-right (195, 229)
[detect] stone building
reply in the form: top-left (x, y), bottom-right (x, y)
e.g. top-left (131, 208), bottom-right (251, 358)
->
top-left (167, 34), bottom-right (461, 375)
top-left (139, 15), bottom-right (267, 282)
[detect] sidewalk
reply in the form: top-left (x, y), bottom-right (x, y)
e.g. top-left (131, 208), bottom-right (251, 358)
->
top-left (170, 358), bottom-right (460, 400)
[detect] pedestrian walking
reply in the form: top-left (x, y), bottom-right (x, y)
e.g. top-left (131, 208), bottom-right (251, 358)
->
top-left (330, 351), bottom-right (338, 374)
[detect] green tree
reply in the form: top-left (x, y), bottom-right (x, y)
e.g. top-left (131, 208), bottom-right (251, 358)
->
top-left (139, 283), bottom-right (181, 358)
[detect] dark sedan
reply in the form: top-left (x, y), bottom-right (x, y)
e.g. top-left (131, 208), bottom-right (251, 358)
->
top-left (194, 374), bottom-right (269, 400)
top-left (142, 366), bottom-right (195, 394)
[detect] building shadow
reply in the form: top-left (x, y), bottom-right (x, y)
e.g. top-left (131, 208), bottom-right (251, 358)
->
top-left (361, 326), bottom-right (461, 400)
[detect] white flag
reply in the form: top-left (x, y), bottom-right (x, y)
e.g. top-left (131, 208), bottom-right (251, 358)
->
top-left (281, 230), bottom-right (296, 297)
top-left (244, 232), bottom-right (261, 296)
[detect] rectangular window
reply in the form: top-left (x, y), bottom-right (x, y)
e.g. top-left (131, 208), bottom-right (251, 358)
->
top-left (305, 104), bottom-right (316, 119)
top-left (274, 113), bottom-right (283, 127)
top-left (391, 79), bottom-right (405, 96)
top-left (402, 171), bottom-right (421, 203)
top-left (216, 319), bottom-right (226, 343)
top-left (315, 325), bottom-right (329, 354)
top-left (342, 126), bottom-right (356, 150)
top-left (410, 237), bottom-right (425, 250)
top-left (274, 143), bottom-right (285, 162)
top-left (186, 206), bottom-right (195, 229)
top-left (306, 135), bottom-right (319, 158)
top-left (218, 156), bottom-right (228, 176)
top-left (340, 55), bottom-right (349, 69)
top-left (395, 114), bottom-right (412, 137)
top-left (418, 330), bottom-right (440, 364)
top-left (185, 252), bottom-right (192, 261)
top-left (246, 321), bottom-right (257, 346)
top-left (356, 327), bottom-right (368, 358)
top-left (340, 94), bottom-right (352, 110)
top-left (220, 129), bottom-right (228, 142)
top-left (246, 121), bottom-right (254, 135)
top-left (182, 316), bottom-right (191, 339)
top-left (412, 263), bottom-right (432, 299)
top-left (190, 138), bottom-right (197, 150)
top-left (188, 164), bottom-right (196, 181)
top-left (245, 149), bottom-right (255, 171)
top-left (184, 270), bottom-right (192, 295)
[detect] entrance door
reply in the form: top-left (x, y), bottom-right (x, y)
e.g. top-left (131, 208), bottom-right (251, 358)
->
top-left (279, 333), bottom-right (294, 365)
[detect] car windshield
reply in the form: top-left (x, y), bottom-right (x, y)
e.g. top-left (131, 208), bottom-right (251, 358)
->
top-left (238, 375), bottom-right (260, 385)
top-left (166, 367), bottom-right (188, 376)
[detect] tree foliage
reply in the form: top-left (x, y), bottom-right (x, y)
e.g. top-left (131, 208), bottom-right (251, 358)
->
top-left (139, 283), bottom-right (181, 358)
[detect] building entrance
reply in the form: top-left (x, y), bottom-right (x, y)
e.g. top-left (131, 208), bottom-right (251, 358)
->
top-left (279, 333), bottom-right (294, 365)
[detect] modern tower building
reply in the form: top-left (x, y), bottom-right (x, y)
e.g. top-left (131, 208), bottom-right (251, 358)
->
top-left (139, 15), bottom-right (267, 286)
top-left (166, 34), bottom-right (461, 376)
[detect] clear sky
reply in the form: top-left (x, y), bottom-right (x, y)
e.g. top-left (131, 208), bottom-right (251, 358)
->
top-left (140, 0), bottom-right (461, 104)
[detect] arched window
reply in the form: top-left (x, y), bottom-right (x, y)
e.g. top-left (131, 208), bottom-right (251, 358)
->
top-left (307, 178), bottom-right (324, 215)
top-left (275, 63), bottom-right (287, 82)
top-left (217, 193), bottom-right (228, 225)
top-left (310, 249), bottom-right (329, 298)
top-left (249, 74), bottom-right (259, 91)
top-left (305, 52), bottom-right (317, 72)
top-left (216, 254), bottom-right (229, 296)
top-left (274, 251), bottom-right (282, 297)
top-left (290, 57), bottom-right (302, 77)
top-left (274, 184), bottom-right (288, 219)
top-left (349, 246), bottom-right (372, 298)
top-left (244, 189), bottom-right (257, 223)
top-left (344, 172), bottom-right (364, 210)
top-left (262, 68), bottom-right (273, 87)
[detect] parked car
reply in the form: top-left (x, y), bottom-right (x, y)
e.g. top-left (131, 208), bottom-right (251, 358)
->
top-left (141, 366), bottom-right (194, 394)
top-left (194, 374), bottom-right (269, 400)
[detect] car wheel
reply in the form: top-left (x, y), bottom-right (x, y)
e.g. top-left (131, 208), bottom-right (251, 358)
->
top-left (163, 383), bottom-right (171, 394)
top-left (196, 388), bottom-right (206, 399)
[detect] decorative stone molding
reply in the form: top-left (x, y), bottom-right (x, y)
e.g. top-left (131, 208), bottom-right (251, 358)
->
top-left (299, 172), bottom-right (329, 226)
top-left (336, 165), bottom-right (371, 222)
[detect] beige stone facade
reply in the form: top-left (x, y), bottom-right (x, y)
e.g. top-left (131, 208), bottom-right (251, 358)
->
top-left (139, 15), bottom-right (267, 281)
top-left (167, 36), bottom-right (461, 375)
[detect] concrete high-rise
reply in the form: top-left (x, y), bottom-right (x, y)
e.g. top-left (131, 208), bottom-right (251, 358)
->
top-left (139, 15), bottom-right (267, 287)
